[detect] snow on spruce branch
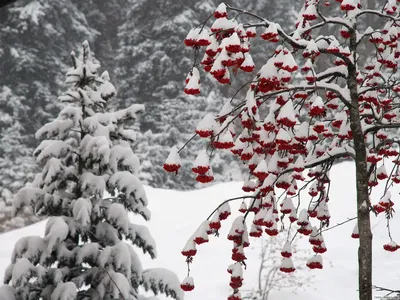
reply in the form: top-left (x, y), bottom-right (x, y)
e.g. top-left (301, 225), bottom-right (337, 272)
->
top-left (0, 41), bottom-right (183, 300)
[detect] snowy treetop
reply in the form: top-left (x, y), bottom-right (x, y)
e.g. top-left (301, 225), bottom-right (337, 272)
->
top-left (2, 41), bottom-right (182, 300)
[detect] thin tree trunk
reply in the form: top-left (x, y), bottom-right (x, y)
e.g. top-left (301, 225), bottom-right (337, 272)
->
top-left (348, 26), bottom-right (373, 300)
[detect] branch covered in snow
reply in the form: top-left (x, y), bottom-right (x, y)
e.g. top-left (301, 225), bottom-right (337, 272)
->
top-left (4, 41), bottom-right (180, 300)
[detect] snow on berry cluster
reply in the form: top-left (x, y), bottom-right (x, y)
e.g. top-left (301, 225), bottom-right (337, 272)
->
top-left (165, 0), bottom-right (400, 298)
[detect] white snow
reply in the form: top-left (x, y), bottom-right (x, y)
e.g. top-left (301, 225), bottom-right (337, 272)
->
top-left (0, 285), bottom-right (16, 300)
top-left (110, 145), bottom-right (140, 175)
top-left (72, 198), bottom-right (92, 228)
top-left (142, 268), bottom-right (184, 300)
top-left (35, 140), bottom-right (71, 164)
top-left (75, 242), bottom-right (99, 264)
top-left (11, 235), bottom-right (46, 264)
top-left (107, 203), bottom-right (130, 234)
top-left (112, 242), bottom-right (132, 278)
top-left (51, 282), bottom-right (77, 300)
top-left (35, 119), bottom-right (75, 140)
top-left (42, 158), bottom-right (64, 185)
top-left (11, 257), bottom-right (34, 287)
top-left (10, 1), bottom-right (47, 25)
top-left (98, 269), bottom-right (130, 300)
top-left (190, 221), bottom-right (209, 244)
top-left (44, 217), bottom-right (69, 253)
top-left (165, 147), bottom-right (182, 167)
top-left (1, 162), bottom-right (400, 300)
top-left (192, 150), bottom-right (210, 170)
top-left (128, 223), bottom-right (157, 258)
top-left (108, 171), bottom-right (148, 206)
top-left (12, 187), bottom-right (45, 216)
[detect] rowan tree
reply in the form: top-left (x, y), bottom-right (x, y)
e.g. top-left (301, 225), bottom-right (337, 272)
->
top-left (163, 1), bottom-right (400, 300)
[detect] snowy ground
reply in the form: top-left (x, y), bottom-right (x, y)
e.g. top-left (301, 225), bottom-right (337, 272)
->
top-left (0, 161), bottom-right (399, 300)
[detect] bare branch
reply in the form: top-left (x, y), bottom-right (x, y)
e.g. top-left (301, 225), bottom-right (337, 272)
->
top-left (177, 133), bottom-right (198, 153)
top-left (227, 5), bottom-right (354, 67)
top-left (364, 123), bottom-right (400, 135)
top-left (356, 9), bottom-right (400, 22)
top-left (254, 83), bottom-right (352, 108)
top-left (282, 150), bottom-right (355, 177)
top-left (373, 285), bottom-right (400, 298)
top-left (206, 195), bottom-right (257, 220)
top-left (319, 216), bottom-right (358, 235)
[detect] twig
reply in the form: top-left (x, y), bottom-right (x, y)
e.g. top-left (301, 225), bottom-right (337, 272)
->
top-left (100, 266), bottom-right (126, 300)
top-left (373, 285), bottom-right (400, 298)
top-left (387, 217), bottom-right (393, 241)
top-left (178, 133), bottom-right (198, 153)
top-left (316, 216), bottom-right (358, 235)
top-left (206, 195), bottom-right (257, 220)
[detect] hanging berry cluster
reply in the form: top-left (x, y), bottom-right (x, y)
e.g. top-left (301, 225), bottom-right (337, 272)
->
top-left (183, 3), bottom-right (256, 90)
top-left (164, 0), bottom-right (400, 297)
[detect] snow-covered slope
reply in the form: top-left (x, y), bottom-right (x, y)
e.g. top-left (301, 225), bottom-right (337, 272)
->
top-left (0, 161), bottom-right (399, 300)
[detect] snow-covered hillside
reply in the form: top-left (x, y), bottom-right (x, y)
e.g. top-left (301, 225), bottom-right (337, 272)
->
top-left (0, 162), bottom-right (399, 300)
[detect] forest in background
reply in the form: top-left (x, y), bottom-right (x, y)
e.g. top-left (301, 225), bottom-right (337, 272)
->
top-left (0, 0), bottom-right (308, 231)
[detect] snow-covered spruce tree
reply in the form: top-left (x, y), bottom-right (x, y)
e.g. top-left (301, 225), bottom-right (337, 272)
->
top-left (0, 0), bottom-right (97, 146)
top-left (0, 87), bottom-right (38, 233)
top-left (0, 41), bottom-right (182, 300)
top-left (117, 0), bottom-right (245, 191)
top-left (164, 1), bottom-right (400, 300)
top-left (0, 0), bottom-right (100, 231)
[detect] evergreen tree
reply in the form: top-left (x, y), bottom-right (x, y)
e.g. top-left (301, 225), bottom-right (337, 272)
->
top-left (0, 0), bottom-right (97, 230)
top-left (0, 42), bottom-right (182, 300)
top-left (75, 0), bottom-right (127, 75)
top-left (0, 84), bottom-right (39, 233)
top-left (117, 0), bottom-right (247, 189)
top-left (0, 0), bottom-right (96, 140)
top-left (0, 0), bottom-right (304, 197)
top-left (116, 0), bottom-right (303, 190)
top-left (0, 86), bottom-right (34, 192)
